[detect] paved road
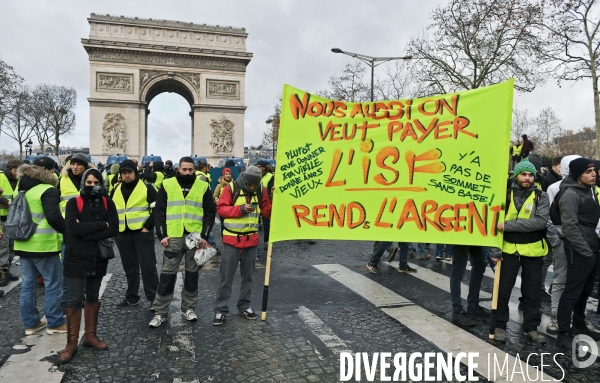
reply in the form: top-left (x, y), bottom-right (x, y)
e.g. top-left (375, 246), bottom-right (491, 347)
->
top-left (0, 228), bottom-right (599, 382)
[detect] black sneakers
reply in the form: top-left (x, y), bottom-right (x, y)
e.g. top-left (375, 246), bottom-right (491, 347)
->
top-left (556, 332), bottom-right (573, 349)
top-left (398, 265), bottom-right (417, 273)
top-left (452, 310), bottom-right (475, 327)
top-left (366, 263), bottom-right (380, 274)
top-left (115, 299), bottom-right (140, 309)
top-left (213, 313), bottom-right (226, 326)
top-left (239, 308), bottom-right (258, 320)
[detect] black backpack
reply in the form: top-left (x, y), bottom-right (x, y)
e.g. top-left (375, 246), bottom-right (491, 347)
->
top-left (549, 189), bottom-right (563, 226)
top-left (5, 191), bottom-right (37, 240)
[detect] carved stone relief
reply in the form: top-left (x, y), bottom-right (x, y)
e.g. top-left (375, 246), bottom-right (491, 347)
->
top-left (88, 50), bottom-right (247, 72)
top-left (96, 73), bottom-right (133, 93)
top-left (209, 116), bottom-right (234, 153)
top-left (207, 80), bottom-right (239, 99)
top-left (102, 113), bottom-right (127, 152)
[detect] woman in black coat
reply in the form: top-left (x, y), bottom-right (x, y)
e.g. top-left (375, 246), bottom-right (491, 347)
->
top-left (59, 168), bottom-right (118, 364)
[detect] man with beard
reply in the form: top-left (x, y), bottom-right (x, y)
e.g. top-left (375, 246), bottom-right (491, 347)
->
top-left (149, 157), bottom-right (215, 327)
top-left (111, 160), bottom-right (159, 309)
top-left (0, 159), bottom-right (23, 286)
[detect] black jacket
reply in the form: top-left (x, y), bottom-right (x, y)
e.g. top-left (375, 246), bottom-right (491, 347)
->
top-left (154, 175), bottom-right (215, 240)
top-left (14, 165), bottom-right (65, 258)
top-left (542, 170), bottom-right (561, 192)
top-left (64, 194), bottom-right (119, 278)
top-left (109, 178), bottom-right (157, 232)
top-left (558, 175), bottom-right (600, 257)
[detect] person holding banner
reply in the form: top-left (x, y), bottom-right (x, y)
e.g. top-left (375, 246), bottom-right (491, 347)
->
top-left (256, 160), bottom-right (274, 251)
top-left (490, 158), bottom-right (550, 344)
top-left (213, 166), bottom-right (272, 326)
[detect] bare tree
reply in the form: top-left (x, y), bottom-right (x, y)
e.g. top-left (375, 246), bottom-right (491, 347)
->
top-left (536, 0), bottom-right (600, 155)
top-left (262, 97), bottom-right (281, 159)
top-left (1, 84), bottom-right (34, 159)
top-left (319, 62), bottom-right (370, 102)
top-left (512, 108), bottom-right (533, 141)
top-left (408, 0), bottom-right (546, 95)
top-left (532, 107), bottom-right (563, 156)
top-left (375, 60), bottom-right (426, 100)
top-left (26, 84), bottom-right (52, 153)
top-left (0, 57), bottom-right (23, 135)
top-left (42, 85), bottom-right (76, 156)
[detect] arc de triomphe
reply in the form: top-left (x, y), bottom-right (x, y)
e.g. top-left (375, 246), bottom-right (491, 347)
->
top-left (81, 14), bottom-right (252, 164)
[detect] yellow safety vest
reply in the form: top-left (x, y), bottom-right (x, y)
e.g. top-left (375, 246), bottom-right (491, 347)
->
top-left (162, 177), bottom-right (207, 238)
top-left (196, 170), bottom-right (211, 184)
top-left (14, 184), bottom-right (61, 253)
top-left (512, 145), bottom-right (522, 156)
top-left (59, 176), bottom-right (79, 217)
top-left (107, 173), bottom-right (120, 194)
top-left (501, 191), bottom-right (548, 257)
top-left (112, 181), bottom-right (151, 232)
top-left (222, 182), bottom-right (261, 237)
top-left (154, 172), bottom-right (165, 188)
top-left (0, 171), bottom-right (16, 217)
top-left (262, 172), bottom-right (273, 187)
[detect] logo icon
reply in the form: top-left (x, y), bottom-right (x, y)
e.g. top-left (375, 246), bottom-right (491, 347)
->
top-left (572, 335), bottom-right (598, 368)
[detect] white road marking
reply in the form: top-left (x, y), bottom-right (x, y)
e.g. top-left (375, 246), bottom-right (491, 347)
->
top-left (314, 264), bottom-right (559, 383)
top-left (0, 274), bottom-right (112, 382)
top-left (170, 271), bottom-right (196, 362)
top-left (296, 305), bottom-right (351, 355)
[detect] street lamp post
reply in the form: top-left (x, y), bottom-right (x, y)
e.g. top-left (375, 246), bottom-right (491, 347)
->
top-left (331, 48), bottom-right (412, 102)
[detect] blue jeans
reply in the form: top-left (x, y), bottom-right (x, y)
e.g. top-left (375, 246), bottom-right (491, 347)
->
top-left (369, 242), bottom-right (409, 268)
top-left (415, 243), bottom-right (427, 256)
top-left (20, 256), bottom-right (65, 329)
top-left (436, 245), bottom-right (453, 258)
top-left (450, 245), bottom-right (486, 313)
top-left (208, 232), bottom-right (217, 248)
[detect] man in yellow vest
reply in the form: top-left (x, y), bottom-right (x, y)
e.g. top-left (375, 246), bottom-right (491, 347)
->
top-left (141, 160), bottom-right (166, 189)
top-left (256, 160), bottom-right (274, 251)
top-left (510, 140), bottom-right (522, 171)
top-left (149, 157), bottom-right (215, 328)
top-left (0, 159), bottom-right (22, 286)
top-left (213, 166), bottom-right (272, 326)
top-left (195, 161), bottom-right (211, 185)
top-left (59, 153), bottom-right (90, 217)
top-left (110, 160), bottom-right (159, 309)
top-left (491, 158), bottom-right (550, 344)
top-left (14, 162), bottom-right (66, 335)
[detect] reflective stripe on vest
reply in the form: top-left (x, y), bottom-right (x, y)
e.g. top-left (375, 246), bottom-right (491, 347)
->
top-left (512, 145), bottom-right (522, 156)
top-left (501, 191), bottom-right (548, 257)
top-left (162, 177), bottom-right (207, 238)
top-left (14, 184), bottom-right (61, 253)
top-left (0, 172), bottom-right (15, 217)
top-left (222, 182), bottom-right (260, 236)
top-left (154, 172), bottom-right (165, 188)
top-left (112, 181), bottom-right (151, 232)
top-left (59, 177), bottom-right (79, 217)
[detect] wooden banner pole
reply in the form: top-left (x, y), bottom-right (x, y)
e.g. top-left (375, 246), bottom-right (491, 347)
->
top-left (261, 243), bottom-right (274, 321)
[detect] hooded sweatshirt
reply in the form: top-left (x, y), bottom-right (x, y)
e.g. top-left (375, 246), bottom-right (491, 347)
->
top-left (547, 155), bottom-right (581, 202)
top-left (14, 165), bottom-right (66, 258)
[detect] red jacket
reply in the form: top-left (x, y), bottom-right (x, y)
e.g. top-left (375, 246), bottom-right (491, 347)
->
top-left (217, 184), bottom-right (272, 248)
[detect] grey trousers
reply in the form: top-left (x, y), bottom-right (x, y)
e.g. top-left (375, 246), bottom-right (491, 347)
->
top-left (0, 221), bottom-right (15, 270)
top-left (551, 240), bottom-right (567, 316)
top-left (214, 244), bottom-right (257, 315)
top-left (152, 237), bottom-right (201, 316)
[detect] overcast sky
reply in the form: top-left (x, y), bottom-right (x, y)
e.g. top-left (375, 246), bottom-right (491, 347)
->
top-left (0, 0), bottom-right (595, 162)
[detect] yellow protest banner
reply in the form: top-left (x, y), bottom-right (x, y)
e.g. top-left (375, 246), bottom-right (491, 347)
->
top-left (270, 80), bottom-right (513, 247)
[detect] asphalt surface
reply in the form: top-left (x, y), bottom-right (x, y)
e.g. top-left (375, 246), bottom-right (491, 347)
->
top-left (0, 224), bottom-right (599, 382)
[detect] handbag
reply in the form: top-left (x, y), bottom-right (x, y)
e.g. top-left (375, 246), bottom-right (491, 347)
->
top-left (97, 238), bottom-right (115, 260)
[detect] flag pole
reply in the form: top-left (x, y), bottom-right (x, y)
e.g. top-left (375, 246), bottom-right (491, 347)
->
top-left (261, 243), bottom-right (273, 321)
top-left (488, 259), bottom-right (502, 339)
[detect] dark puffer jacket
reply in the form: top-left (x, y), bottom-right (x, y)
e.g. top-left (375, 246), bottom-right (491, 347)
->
top-left (558, 175), bottom-right (600, 257)
top-left (63, 194), bottom-right (118, 278)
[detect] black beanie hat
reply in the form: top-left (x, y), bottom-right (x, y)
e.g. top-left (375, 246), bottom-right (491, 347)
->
top-left (71, 153), bottom-right (89, 168)
top-left (569, 157), bottom-right (595, 180)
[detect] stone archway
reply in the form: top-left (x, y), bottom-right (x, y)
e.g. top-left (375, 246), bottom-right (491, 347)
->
top-left (82, 13), bottom-right (252, 165)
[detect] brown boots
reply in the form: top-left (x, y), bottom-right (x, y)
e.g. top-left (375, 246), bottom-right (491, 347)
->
top-left (59, 308), bottom-right (82, 364)
top-left (59, 302), bottom-right (107, 364)
top-left (83, 301), bottom-right (108, 350)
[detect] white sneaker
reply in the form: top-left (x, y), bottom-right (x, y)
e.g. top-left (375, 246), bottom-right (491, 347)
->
top-left (181, 309), bottom-right (197, 321)
top-left (148, 314), bottom-right (167, 328)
